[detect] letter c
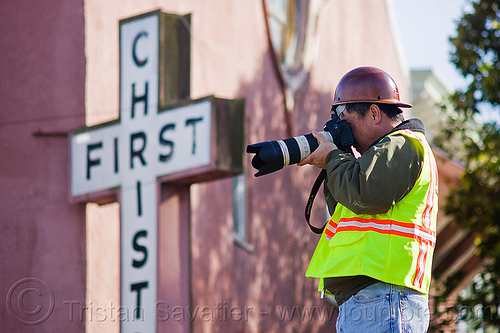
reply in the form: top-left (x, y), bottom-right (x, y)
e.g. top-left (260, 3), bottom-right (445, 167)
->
top-left (132, 31), bottom-right (148, 67)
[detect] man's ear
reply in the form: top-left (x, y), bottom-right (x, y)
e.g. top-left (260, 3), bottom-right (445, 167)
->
top-left (370, 104), bottom-right (382, 124)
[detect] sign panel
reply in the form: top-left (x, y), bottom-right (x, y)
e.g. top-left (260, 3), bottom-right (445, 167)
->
top-left (71, 101), bottom-right (212, 197)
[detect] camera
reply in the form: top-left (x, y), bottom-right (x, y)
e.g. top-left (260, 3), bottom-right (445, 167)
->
top-left (247, 111), bottom-right (354, 176)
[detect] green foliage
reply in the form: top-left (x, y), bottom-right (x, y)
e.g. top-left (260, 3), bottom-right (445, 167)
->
top-left (450, 0), bottom-right (500, 111)
top-left (433, 0), bottom-right (500, 330)
top-left (446, 123), bottom-right (500, 237)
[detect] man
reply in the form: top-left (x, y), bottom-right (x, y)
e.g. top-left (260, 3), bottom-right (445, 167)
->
top-left (298, 66), bottom-right (438, 332)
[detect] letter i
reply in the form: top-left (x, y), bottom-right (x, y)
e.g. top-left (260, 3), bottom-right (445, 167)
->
top-left (136, 181), bottom-right (142, 217)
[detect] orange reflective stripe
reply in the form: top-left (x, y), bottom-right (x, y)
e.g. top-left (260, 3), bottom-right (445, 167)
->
top-left (326, 217), bottom-right (436, 247)
top-left (325, 222), bottom-right (335, 240)
top-left (400, 130), bottom-right (439, 289)
top-left (414, 242), bottom-right (430, 288)
top-left (400, 130), bottom-right (438, 229)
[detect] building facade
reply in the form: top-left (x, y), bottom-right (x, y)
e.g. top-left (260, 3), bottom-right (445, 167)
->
top-left (1, 1), bottom-right (86, 332)
top-left (1, 0), bottom-right (412, 332)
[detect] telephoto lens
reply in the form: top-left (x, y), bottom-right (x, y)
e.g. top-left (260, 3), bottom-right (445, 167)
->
top-left (246, 131), bottom-right (333, 177)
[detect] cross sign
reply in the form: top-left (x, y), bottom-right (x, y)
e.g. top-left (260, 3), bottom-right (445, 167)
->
top-left (70, 10), bottom-right (244, 333)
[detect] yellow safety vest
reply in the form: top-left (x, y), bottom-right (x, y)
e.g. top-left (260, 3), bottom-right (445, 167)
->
top-left (306, 129), bottom-right (438, 295)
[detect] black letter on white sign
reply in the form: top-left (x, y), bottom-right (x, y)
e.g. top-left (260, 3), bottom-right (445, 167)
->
top-left (132, 31), bottom-right (148, 67)
top-left (159, 123), bottom-right (175, 162)
top-left (114, 137), bottom-right (119, 174)
top-left (131, 82), bottom-right (149, 118)
top-left (86, 142), bottom-right (103, 180)
top-left (130, 281), bottom-right (149, 319)
top-left (132, 229), bottom-right (148, 268)
top-left (130, 131), bottom-right (147, 169)
top-left (136, 181), bottom-right (143, 217)
top-left (185, 117), bottom-right (203, 155)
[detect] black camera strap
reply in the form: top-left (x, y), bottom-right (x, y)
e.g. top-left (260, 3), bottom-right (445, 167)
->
top-left (305, 169), bottom-right (328, 234)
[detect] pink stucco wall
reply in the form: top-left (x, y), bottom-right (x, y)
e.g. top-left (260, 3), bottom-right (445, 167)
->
top-left (0, 0), bottom-right (86, 332)
top-left (0, 0), bottom-right (410, 332)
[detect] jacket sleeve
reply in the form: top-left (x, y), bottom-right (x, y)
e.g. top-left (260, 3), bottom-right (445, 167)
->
top-left (325, 134), bottom-right (423, 215)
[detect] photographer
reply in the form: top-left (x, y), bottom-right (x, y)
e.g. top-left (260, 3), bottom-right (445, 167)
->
top-left (298, 67), bottom-right (438, 332)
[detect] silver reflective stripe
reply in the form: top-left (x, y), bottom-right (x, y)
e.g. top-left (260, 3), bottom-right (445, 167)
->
top-left (277, 140), bottom-right (290, 166)
top-left (334, 220), bottom-right (436, 245)
top-left (414, 243), bottom-right (428, 285)
top-left (391, 224), bottom-right (436, 244)
top-left (294, 135), bottom-right (310, 161)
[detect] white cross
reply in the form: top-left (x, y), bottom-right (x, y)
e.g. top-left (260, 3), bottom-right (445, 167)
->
top-left (70, 11), bottom-right (243, 333)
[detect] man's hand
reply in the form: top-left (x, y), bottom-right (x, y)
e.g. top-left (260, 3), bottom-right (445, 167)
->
top-left (297, 131), bottom-right (338, 169)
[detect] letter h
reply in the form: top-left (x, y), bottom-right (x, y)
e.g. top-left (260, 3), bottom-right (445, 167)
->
top-left (131, 82), bottom-right (149, 118)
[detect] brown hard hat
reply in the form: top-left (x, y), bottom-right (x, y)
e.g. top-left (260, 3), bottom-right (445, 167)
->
top-left (332, 66), bottom-right (412, 108)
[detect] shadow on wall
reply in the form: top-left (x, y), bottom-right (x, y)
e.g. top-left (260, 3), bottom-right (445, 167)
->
top-left (189, 52), bottom-right (338, 333)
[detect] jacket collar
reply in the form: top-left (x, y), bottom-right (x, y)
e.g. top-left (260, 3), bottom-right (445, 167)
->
top-left (368, 118), bottom-right (426, 151)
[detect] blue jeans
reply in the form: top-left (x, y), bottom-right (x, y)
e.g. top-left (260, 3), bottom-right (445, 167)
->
top-left (336, 282), bottom-right (429, 333)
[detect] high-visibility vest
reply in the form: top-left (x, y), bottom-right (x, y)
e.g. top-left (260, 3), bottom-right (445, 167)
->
top-left (306, 129), bottom-right (438, 295)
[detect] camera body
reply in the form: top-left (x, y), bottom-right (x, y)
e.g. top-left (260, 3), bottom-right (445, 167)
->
top-left (247, 112), bottom-right (354, 176)
top-left (323, 114), bottom-right (354, 153)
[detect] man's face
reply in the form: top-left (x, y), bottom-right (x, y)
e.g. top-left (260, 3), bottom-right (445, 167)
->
top-left (333, 104), bottom-right (374, 154)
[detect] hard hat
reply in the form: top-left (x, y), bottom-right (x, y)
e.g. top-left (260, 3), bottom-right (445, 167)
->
top-left (332, 66), bottom-right (412, 108)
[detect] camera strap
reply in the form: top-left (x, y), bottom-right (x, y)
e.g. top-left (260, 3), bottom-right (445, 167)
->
top-left (305, 169), bottom-right (327, 234)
